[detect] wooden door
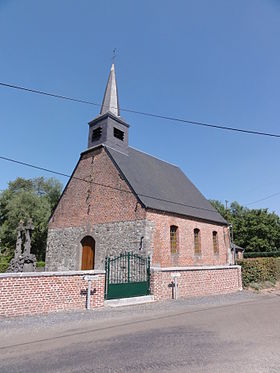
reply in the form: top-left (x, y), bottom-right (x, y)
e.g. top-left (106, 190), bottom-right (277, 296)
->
top-left (81, 237), bottom-right (95, 270)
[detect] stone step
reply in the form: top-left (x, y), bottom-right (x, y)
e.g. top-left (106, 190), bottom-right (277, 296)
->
top-left (105, 295), bottom-right (155, 308)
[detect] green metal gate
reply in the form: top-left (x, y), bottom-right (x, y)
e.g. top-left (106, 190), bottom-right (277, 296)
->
top-left (105, 252), bottom-right (151, 300)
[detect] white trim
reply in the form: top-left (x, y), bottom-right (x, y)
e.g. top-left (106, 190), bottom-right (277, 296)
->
top-left (151, 265), bottom-right (241, 272)
top-left (0, 269), bottom-right (105, 279)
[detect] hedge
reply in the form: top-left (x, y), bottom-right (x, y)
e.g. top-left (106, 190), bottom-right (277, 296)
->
top-left (244, 251), bottom-right (280, 259)
top-left (237, 257), bottom-right (280, 287)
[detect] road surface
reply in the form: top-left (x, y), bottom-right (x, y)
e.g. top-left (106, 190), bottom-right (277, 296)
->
top-left (0, 292), bottom-right (280, 372)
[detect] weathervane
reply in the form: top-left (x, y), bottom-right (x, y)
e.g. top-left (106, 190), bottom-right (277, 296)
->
top-left (112, 48), bottom-right (117, 64)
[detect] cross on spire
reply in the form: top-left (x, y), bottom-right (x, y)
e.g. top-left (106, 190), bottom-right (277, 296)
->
top-left (112, 48), bottom-right (117, 64)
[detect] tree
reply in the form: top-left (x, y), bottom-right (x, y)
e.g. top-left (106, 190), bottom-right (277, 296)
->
top-left (209, 200), bottom-right (280, 252)
top-left (0, 177), bottom-right (62, 260)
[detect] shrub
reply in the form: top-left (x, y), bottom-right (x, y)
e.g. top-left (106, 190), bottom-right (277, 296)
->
top-left (244, 251), bottom-right (280, 258)
top-left (237, 257), bottom-right (280, 287)
top-left (0, 255), bottom-right (12, 273)
top-left (36, 261), bottom-right (45, 268)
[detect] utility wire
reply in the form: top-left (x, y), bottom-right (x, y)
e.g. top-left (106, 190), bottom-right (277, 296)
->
top-left (0, 155), bottom-right (220, 214)
top-left (245, 192), bottom-right (280, 206)
top-left (1, 82), bottom-right (280, 138)
top-left (2, 154), bottom-right (279, 208)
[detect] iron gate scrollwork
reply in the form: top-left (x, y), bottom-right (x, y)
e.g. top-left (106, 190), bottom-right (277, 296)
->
top-left (105, 252), bottom-right (151, 300)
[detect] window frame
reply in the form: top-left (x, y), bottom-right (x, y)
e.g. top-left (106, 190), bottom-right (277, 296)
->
top-left (212, 231), bottom-right (219, 255)
top-left (194, 228), bottom-right (201, 255)
top-left (92, 127), bottom-right (102, 141)
top-left (113, 127), bottom-right (124, 141)
top-left (170, 225), bottom-right (178, 255)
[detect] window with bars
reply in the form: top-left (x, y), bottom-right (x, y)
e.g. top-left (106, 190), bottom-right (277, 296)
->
top-left (114, 127), bottom-right (124, 141)
top-left (213, 231), bottom-right (219, 254)
top-left (92, 127), bottom-right (102, 141)
top-left (170, 225), bottom-right (178, 254)
top-left (194, 228), bottom-right (201, 255)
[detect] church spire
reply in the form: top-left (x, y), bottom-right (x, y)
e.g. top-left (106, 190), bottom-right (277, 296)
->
top-left (100, 63), bottom-right (120, 117)
top-left (87, 61), bottom-right (129, 154)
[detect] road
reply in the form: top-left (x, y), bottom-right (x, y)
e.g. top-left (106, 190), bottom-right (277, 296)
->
top-left (0, 292), bottom-right (280, 372)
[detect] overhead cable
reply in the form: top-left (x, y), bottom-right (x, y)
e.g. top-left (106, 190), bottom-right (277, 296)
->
top-left (1, 82), bottom-right (280, 138)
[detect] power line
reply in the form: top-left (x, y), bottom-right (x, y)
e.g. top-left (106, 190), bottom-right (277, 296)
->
top-left (2, 154), bottom-right (279, 209)
top-left (1, 81), bottom-right (280, 138)
top-left (245, 192), bottom-right (280, 206)
top-left (0, 155), bottom-right (220, 214)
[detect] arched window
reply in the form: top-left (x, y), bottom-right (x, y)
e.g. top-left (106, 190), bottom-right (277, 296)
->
top-left (213, 231), bottom-right (219, 254)
top-left (194, 228), bottom-right (201, 255)
top-left (170, 225), bottom-right (178, 254)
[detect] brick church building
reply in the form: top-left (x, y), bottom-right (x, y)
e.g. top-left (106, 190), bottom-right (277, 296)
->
top-left (45, 64), bottom-right (234, 275)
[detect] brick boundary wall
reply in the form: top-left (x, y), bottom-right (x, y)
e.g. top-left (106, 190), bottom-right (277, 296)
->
top-left (0, 270), bottom-right (105, 318)
top-left (150, 265), bottom-right (242, 301)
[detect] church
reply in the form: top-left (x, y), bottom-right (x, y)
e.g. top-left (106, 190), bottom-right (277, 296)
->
top-left (45, 64), bottom-right (233, 274)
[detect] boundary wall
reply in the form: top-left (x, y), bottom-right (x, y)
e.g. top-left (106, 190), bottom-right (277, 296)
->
top-left (0, 270), bottom-right (105, 318)
top-left (151, 265), bottom-right (242, 301)
top-left (0, 265), bottom-right (242, 318)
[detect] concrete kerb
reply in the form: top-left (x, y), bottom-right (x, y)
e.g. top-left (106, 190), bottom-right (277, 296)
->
top-left (0, 269), bottom-right (105, 279)
top-left (150, 264), bottom-right (241, 272)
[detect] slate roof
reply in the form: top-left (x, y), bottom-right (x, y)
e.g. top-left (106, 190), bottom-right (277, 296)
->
top-left (106, 146), bottom-right (227, 225)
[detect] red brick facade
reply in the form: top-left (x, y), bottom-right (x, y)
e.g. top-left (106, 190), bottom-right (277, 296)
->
top-left (151, 266), bottom-right (242, 301)
top-left (49, 147), bottom-right (145, 230)
top-left (147, 210), bottom-right (230, 267)
top-left (47, 146), bottom-right (231, 270)
top-left (0, 271), bottom-right (105, 318)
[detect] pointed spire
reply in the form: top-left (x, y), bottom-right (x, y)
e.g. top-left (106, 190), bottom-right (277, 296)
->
top-left (100, 63), bottom-right (120, 117)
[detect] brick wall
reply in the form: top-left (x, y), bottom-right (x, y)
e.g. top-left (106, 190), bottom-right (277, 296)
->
top-left (151, 265), bottom-right (242, 301)
top-left (46, 146), bottom-right (148, 271)
top-left (49, 146), bottom-right (146, 229)
top-left (0, 270), bottom-right (105, 318)
top-left (147, 210), bottom-right (230, 267)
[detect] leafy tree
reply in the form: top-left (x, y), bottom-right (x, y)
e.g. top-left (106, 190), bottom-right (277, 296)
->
top-left (0, 177), bottom-right (62, 260)
top-left (210, 200), bottom-right (280, 253)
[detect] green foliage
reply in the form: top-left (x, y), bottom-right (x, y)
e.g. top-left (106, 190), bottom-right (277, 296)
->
top-left (244, 251), bottom-right (280, 258)
top-left (237, 258), bottom-right (280, 287)
top-left (36, 261), bottom-right (45, 268)
top-left (0, 255), bottom-right (12, 273)
top-left (210, 200), bottom-right (280, 253)
top-left (0, 177), bottom-right (62, 261)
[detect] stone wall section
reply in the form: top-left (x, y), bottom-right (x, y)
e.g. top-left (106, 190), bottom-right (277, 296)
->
top-left (0, 271), bottom-right (105, 318)
top-left (46, 219), bottom-right (155, 271)
top-left (147, 210), bottom-right (230, 267)
top-left (151, 266), bottom-right (242, 301)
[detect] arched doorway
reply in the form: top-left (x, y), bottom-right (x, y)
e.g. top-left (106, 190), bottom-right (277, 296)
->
top-left (81, 236), bottom-right (95, 270)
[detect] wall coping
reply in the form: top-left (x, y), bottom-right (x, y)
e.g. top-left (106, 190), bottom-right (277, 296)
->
top-left (0, 269), bottom-right (105, 279)
top-left (151, 265), bottom-right (241, 272)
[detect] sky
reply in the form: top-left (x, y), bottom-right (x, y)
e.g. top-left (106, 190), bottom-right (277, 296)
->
top-left (0, 0), bottom-right (280, 215)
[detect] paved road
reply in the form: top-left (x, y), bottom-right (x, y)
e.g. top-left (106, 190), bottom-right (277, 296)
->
top-left (1, 292), bottom-right (280, 372)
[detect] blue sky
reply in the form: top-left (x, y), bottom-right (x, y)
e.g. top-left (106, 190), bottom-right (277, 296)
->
top-left (0, 0), bottom-right (280, 214)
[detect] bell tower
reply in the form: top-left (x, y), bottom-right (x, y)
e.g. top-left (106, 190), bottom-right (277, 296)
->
top-left (87, 63), bottom-right (129, 154)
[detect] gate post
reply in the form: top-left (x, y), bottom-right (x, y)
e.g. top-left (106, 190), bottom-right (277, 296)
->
top-left (127, 252), bottom-right (130, 283)
top-left (147, 256), bottom-right (151, 295)
top-left (104, 256), bottom-right (110, 300)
